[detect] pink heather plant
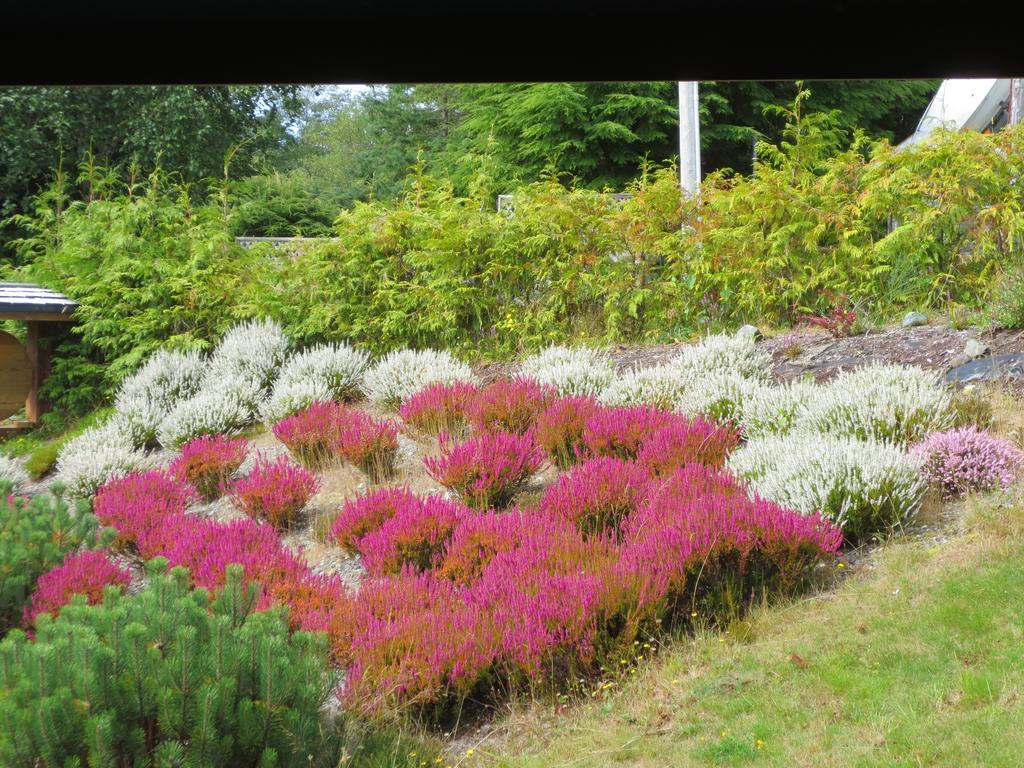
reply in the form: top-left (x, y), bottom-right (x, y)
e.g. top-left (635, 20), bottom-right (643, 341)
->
top-left (913, 426), bottom-right (1024, 497)
top-left (331, 485), bottom-right (421, 551)
top-left (425, 430), bottom-right (543, 510)
top-left (437, 508), bottom-right (564, 585)
top-left (539, 456), bottom-right (651, 535)
top-left (272, 401), bottom-right (351, 468)
top-left (620, 463), bottom-right (843, 604)
top-left (356, 494), bottom-right (468, 576)
top-left (636, 417), bottom-right (740, 476)
top-left (229, 454), bottom-right (320, 529)
top-left (94, 471), bottom-right (198, 556)
top-left (399, 381), bottom-right (479, 436)
top-left (169, 434), bottom-right (249, 501)
top-left (581, 405), bottom-right (679, 461)
top-left (162, 516), bottom-right (307, 604)
top-left (332, 411), bottom-right (400, 482)
top-left (24, 549), bottom-right (133, 626)
top-left (335, 571), bottom-right (499, 715)
top-left (534, 395), bottom-right (602, 469)
top-left (468, 377), bottom-right (555, 435)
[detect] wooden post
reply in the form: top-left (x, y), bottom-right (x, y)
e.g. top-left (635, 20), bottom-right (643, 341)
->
top-left (24, 321), bottom-right (41, 423)
top-left (1011, 79), bottom-right (1024, 126)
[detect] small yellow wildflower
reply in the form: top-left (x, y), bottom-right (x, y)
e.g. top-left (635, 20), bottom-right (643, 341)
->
top-left (837, 562), bottom-right (845, 568)
top-left (720, 730), bottom-right (728, 738)
top-left (671, 678), bottom-right (680, 685)
top-left (756, 739), bottom-right (765, 749)
top-left (691, 611), bottom-right (698, 618)
top-left (466, 749), bottom-right (474, 757)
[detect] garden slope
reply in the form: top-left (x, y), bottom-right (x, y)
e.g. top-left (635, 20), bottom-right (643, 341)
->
top-left (477, 490), bottom-right (1024, 768)
top-left (475, 324), bottom-right (1024, 385)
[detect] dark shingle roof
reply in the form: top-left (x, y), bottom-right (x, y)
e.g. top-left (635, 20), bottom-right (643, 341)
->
top-left (0, 283), bottom-right (77, 316)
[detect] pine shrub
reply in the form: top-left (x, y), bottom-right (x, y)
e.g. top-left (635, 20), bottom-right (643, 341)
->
top-left (0, 486), bottom-right (109, 632)
top-left (0, 561), bottom-right (343, 768)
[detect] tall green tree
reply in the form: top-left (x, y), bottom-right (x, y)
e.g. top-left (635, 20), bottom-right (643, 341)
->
top-left (0, 86), bottom-right (308, 257)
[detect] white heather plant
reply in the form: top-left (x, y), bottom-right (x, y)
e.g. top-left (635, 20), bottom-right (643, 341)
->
top-left (156, 374), bottom-right (259, 448)
top-left (674, 371), bottom-right (761, 425)
top-left (669, 332), bottom-right (772, 381)
top-left (728, 432), bottom-right (926, 539)
top-left (364, 349), bottom-right (477, 409)
top-left (599, 363), bottom-right (690, 410)
top-left (261, 378), bottom-right (334, 425)
top-left (55, 418), bottom-right (148, 498)
top-left (261, 343), bottom-right (369, 423)
top-left (739, 379), bottom-right (819, 439)
top-left (0, 454), bottom-right (29, 491)
top-left (519, 345), bottom-right (615, 398)
top-left (114, 349), bottom-right (206, 447)
top-left (203, 318), bottom-right (291, 392)
top-left (797, 363), bottom-right (953, 445)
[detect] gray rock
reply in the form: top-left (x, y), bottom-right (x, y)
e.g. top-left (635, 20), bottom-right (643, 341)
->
top-left (736, 324), bottom-right (763, 341)
top-left (945, 352), bottom-right (1024, 384)
top-left (902, 311), bottom-right (928, 328)
top-left (964, 338), bottom-right (989, 360)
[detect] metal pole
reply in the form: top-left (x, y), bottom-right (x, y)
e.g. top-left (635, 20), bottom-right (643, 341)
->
top-left (678, 81), bottom-right (701, 195)
top-left (1010, 78), bottom-right (1024, 125)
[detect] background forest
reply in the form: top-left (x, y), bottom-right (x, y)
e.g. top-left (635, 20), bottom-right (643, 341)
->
top-left (0, 80), bottom-right (938, 252)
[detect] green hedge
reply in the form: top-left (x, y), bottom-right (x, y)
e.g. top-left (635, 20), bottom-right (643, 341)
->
top-left (8, 117), bottom-right (1024, 416)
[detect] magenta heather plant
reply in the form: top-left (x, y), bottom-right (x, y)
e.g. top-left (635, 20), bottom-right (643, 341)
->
top-left (425, 431), bottom-right (543, 510)
top-left (331, 485), bottom-right (421, 551)
top-left (162, 516), bottom-right (307, 605)
top-left (272, 401), bottom-right (350, 468)
top-left (581, 405), bottom-right (679, 461)
top-left (357, 494), bottom-right (468, 576)
top-left (539, 456), bottom-right (651, 535)
top-left (534, 395), bottom-right (602, 469)
top-left (399, 381), bottom-right (478, 436)
top-left (169, 434), bottom-right (249, 501)
top-left (332, 411), bottom-right (400, 482)
top-left (913, 426), bottom-right (1024, 497)
top-left (620, 463), bottom-right (843, 606)
top-left (24, 549), bottom-right (132, 626)
top-left (93, 471), bottom-right (198, 556)
top-left (229, 454), bottom-right (320, 529)
top-left (468, 377), bottom-right (555, 435)
top-left (437, 508), bottom-right (563, 585)
top-left (636, 417), bottom-right (740, 476)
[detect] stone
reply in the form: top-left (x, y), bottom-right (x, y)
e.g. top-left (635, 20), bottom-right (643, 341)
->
top-left (902, 311), bottom-right (928, 328)
top-left (944, 352), bottom-right (1024, 384)
top-left (736, 324), bottom-right (763, 342)
top-left (964, 338), bottom-right (989, 359)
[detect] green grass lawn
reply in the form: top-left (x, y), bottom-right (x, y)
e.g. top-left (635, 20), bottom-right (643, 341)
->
top-left (478, 491), bottom-right (1024, 768)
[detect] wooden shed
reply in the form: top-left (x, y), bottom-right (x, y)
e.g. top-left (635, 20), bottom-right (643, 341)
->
top-left (0, 283), bottom-right (77, 427)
